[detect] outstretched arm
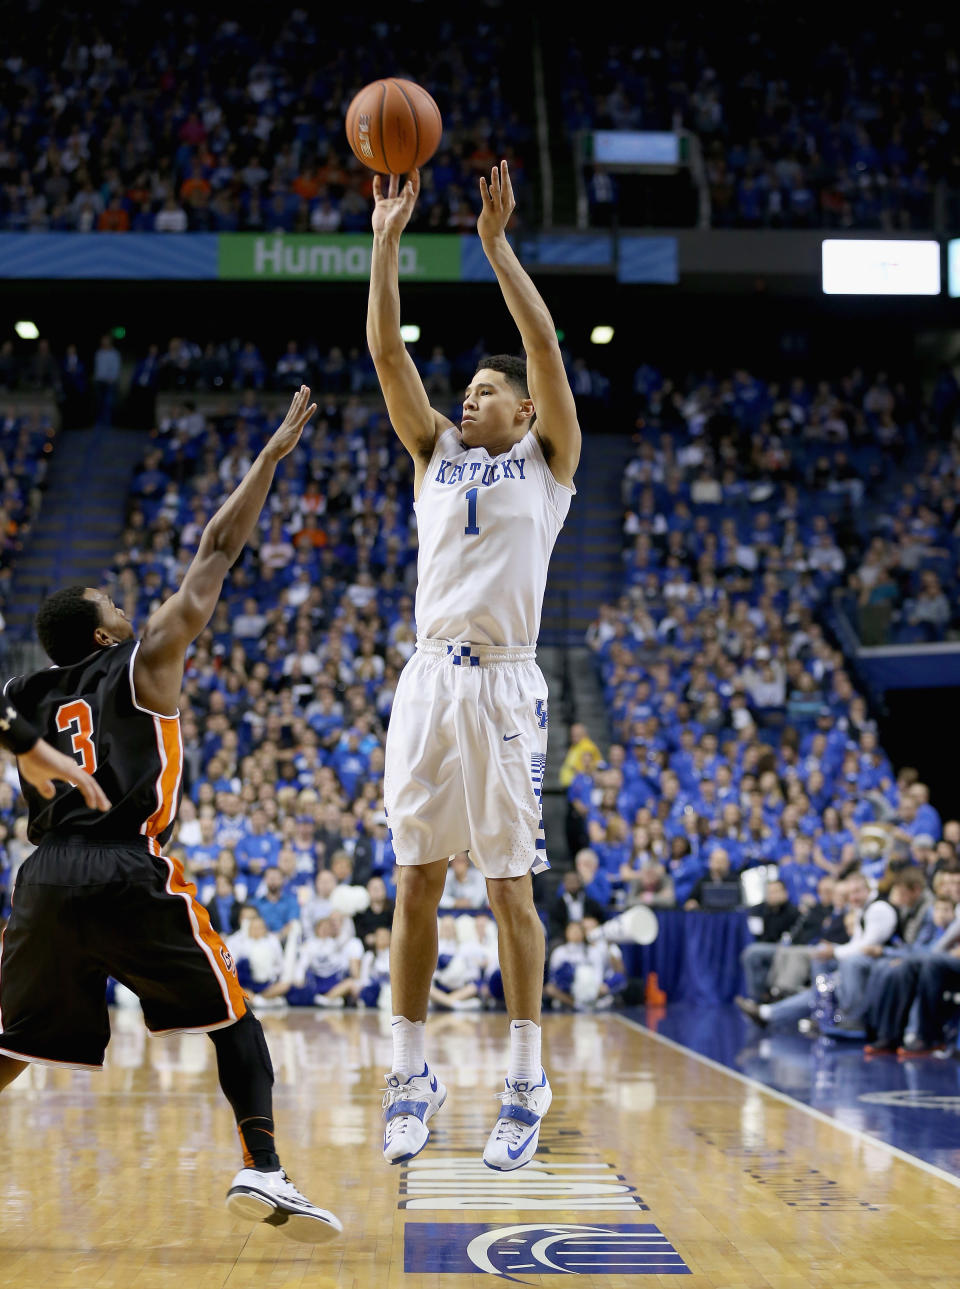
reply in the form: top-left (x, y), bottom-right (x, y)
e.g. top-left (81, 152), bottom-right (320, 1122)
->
top-left (479, 161), bottom-right (581, 488)
top-left (367, 171), bottom-right (451, 490)
top-left (134, 386), bottom-right (317, 714)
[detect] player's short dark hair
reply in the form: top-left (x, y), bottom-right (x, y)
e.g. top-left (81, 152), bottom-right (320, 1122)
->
top-left (35, 586), bottom-right (102, 666)
top-left (474, 354), bottom-right (537, 426)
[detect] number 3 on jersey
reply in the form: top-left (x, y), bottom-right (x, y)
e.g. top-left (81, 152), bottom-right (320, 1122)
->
top-left (464, 486), bottom-right (481, 536)
top-left (55, 699), bottom-right (97, 774)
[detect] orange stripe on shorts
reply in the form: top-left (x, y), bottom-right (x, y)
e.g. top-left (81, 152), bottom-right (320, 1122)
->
top-left (151, 839), bottom-right (248, 1023)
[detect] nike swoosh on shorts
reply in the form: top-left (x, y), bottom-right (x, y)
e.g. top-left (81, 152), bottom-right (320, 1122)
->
top-left (503, 733), bottom-right (522, 741)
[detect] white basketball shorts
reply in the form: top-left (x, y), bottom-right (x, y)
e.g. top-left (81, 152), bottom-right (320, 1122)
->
top-left (384, 638), bottom-right (551, 880)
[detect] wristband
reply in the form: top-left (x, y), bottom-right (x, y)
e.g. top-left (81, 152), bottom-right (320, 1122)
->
top-left (0, 703), bottom-right (39, 756)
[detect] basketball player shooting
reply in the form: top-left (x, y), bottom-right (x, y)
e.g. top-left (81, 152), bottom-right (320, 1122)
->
top-left (368, 161), bottom-right (581, 1170)
top-left (0, 387), bottom-right (343, 1244)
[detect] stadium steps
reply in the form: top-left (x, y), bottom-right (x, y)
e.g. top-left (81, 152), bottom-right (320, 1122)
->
top-left (541, 432), bottom-right (633, 647)
top-left (5, 426), bottom-right (150, 639)
top-left (536, 645), bottom-right (569, 859)
top-left (537, 432), bottom-right (630, 855)
top-left (536, 643), bottom-right (610, 866)
top-left (535, 20), bottom-right (580, 227)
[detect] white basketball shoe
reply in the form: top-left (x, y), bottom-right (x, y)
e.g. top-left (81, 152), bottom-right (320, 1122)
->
top-left (226, 1167), bottom-right (343, 1243)
top-left (382, 1064), bottom-right (447, 1164)
top-left (483, 1069), bottom-right (552, 1171)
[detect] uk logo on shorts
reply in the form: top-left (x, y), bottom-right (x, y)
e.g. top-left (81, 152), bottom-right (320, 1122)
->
top-left (403, 1222), bottom-right (689, 1280)
top-left (535, 699), bottom-right (548, 728)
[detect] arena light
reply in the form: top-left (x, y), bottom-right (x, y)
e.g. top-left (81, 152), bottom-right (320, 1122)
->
top-left (14, 320), bottom-right (39, 340)
top-left (948, 240), bottom-right (960, 298)
top-left (821, 240), bottom-right (940, 295)
top-left (400, 324), bottom-right (420, 343)
top-left (590, 325), bottom-right (615, 345)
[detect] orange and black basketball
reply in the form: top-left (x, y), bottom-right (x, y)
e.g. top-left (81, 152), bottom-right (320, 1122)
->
top-left (345, 77), bottom-right (443, 175)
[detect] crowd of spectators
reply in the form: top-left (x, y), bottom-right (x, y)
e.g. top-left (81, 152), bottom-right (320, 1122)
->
top-left (561, 354), bottom-right (960, 1050)
top-left (576, 362), bottom-right (946, 908)
top-left (2, 334), bottom-right (960, 1037)
top-left (0, 5), bottom-right (532, 235)
top-left (559, 13), bottom-right (957, 229)
top-left (619, 360), bottom-right (960, 645)
top-left (839, 417), bottom-right (960, 645)
top-left (3, 8), bottom-right (957, 237)
top-left (0, 331), bottom-right (547, 427)
top-left (0, 360), bottom-right (620, 1015)
top-left (0, 406), bottom-right (58, 644)
top-left (146, 333), bottom-right (495, 401)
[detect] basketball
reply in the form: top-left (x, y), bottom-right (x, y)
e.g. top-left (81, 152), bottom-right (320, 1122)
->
top-left (345, 78), bottom-right (443, 175)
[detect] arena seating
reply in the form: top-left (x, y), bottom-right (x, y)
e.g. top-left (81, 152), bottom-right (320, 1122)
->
top-left (2, 341), bottom-right (959, 1044)
top-left (0, 7), bottom-right (534, 234)
top-left (550, 11), bottom-right (952, 229)
top-left (575, 360), bottom-right (956, 920)
top-left (0, 405), bottom-right (58, 657)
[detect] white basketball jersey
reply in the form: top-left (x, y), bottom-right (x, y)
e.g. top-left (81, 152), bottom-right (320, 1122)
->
top-left (414, 427), bottom-right (575, 646)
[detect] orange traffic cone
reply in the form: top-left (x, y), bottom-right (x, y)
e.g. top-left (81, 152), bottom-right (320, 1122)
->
top-left (645, 971), bottom-right (667, 1006)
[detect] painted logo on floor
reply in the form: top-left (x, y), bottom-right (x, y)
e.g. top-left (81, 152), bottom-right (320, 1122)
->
top-left (398, 1156), bottom-right (646, 1209)
top-left (403, 1222), bottom-right (690, 1281)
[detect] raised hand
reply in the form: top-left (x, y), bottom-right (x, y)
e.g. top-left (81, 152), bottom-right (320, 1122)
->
top-left (478, 160), bottom-right (516, 242)
top-left (371, 170), bottom-right (420, 238)
top-left (265, 385), bottom-right (317, 462)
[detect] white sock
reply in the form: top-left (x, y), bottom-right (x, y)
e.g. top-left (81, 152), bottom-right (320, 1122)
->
top-left (391, 1015), bottom-right (426, 1079)
top-left (758, 1004), bottom-right (772, 1021)
top-left (507, 1019), bottom-right (542, 1083)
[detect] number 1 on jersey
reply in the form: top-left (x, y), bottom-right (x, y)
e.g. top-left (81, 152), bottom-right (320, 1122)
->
top-left (55, 699), bottom-right (97, 774)
top-left (464, 486), bottom-right (481, 535)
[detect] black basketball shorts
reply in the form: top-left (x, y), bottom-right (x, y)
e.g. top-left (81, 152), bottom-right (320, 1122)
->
top-left (0, 836), bottom-right (247, 1069)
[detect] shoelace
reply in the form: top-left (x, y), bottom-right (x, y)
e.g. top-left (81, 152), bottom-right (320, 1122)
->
top-left (381, 1078), bottom-right (426, 1141)
top-left (381, 1080), bottom-right (413, 1112)
top-left (273, 1169), bottom-right (312, 1204)
top-left (491, 1086), bottom-right (534, 1145)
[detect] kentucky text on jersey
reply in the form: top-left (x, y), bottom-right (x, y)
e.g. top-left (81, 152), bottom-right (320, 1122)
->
top-left (414, 427), bottom-right (574, 647)
top-left (434, 458), bottom-right (527, 485)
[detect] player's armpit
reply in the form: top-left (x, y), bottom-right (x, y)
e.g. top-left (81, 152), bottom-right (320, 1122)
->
top-left (370, 347), bottom-right (450, 465)
top-left (527, 346), bottom-right (581, 488)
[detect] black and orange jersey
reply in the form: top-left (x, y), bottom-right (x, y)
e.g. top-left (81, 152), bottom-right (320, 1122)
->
top-left (4, 639), bottom-right (183, 847)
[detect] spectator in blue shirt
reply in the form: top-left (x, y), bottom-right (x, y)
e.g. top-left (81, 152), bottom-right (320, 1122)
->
top-left (575, 848), bottom-right (613, 913)
top-left (254, 866), bottom-right (300, 941)
top-left (289, 817), bottom-right (319, 874)
top-left (184, 816), bottom-right (220, 880)
top-left (779, 836), bottom-right (825, 904)
top-left (93, 334), bottom-right (122, 427)
top-left (234, 806), bottom-right (280, 877)
top-left (909, 783), bottom-right (942, 843)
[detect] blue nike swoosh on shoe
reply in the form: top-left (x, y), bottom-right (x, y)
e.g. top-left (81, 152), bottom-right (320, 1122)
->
top-left (503, 733), bottom-right (522, 741)
top-left (429, 1075), bottom-right (438, 1091)
top-left (506, 1126), bottom-right (539, 1160)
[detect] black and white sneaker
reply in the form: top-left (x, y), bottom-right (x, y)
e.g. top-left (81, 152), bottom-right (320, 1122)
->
top-left (226, 1167), bottom-right (343, 1243)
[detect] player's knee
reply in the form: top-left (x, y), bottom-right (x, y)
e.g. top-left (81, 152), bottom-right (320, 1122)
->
top-left (485, 874), bottom-right (535, 920)
top-left (397, 860), bottom-right (447, 907)
top-left (210, 1011), bottom-right (275, 1085)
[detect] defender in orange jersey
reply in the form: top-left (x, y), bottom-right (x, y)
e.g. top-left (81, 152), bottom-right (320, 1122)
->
top-left (0, 387), bottom-right (342, 1245)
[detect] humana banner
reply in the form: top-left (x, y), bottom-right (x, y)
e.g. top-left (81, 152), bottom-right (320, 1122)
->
top-left (217, 234), bottom-right (463, 281)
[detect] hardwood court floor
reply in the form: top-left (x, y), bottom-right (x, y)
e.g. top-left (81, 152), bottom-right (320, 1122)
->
top-left (1, 1006), bottom-right (958, 1288)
